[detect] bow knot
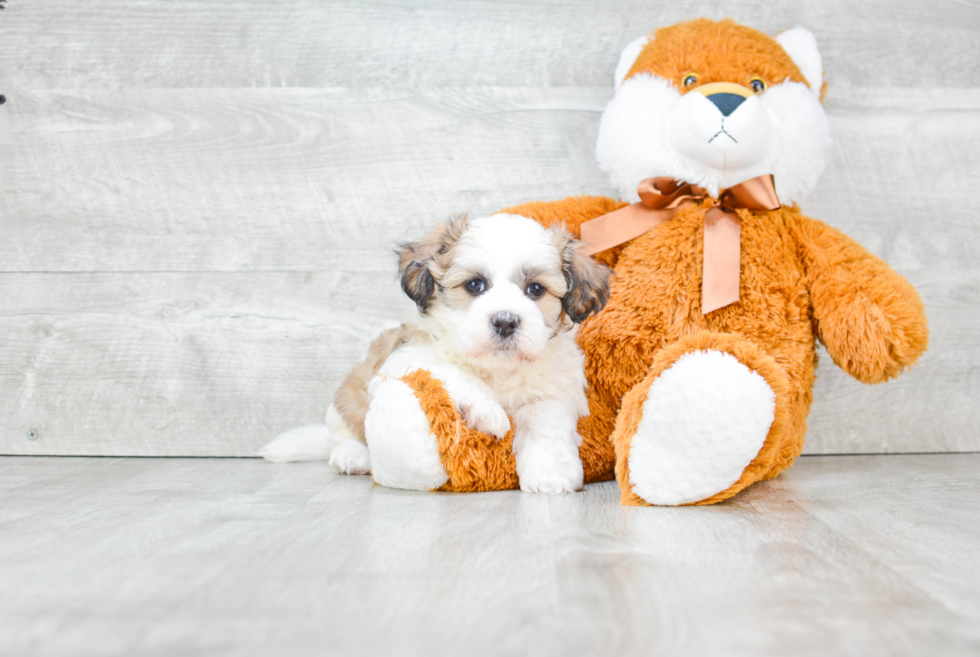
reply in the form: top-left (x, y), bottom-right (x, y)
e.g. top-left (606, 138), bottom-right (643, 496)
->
top-left (580, 174), bottom-right (780, 314)
top-left (637, 178), bottom-right (705, 209)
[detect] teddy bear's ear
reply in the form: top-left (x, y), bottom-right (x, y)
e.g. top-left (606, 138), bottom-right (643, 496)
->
top-left (614, 34), bottom-right (650, 89)
top-left (776, 28), bottom-right (823, 96)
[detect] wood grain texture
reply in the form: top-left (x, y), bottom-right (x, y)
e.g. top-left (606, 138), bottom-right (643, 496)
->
top-left (0, 2), bottom-right (977, 457)
top-left (0, 268), bottom-right (973, 457)
top-left (1, 0), bottom-right (978, 89)
top-left (1, 87), bottom-right (977, 273)
top-left (0, 87), bottom-right (976, 456)
top-left (0, 88), bottom-right (608, 273)
top-left (1, 455), bottom-right (978, 656)
top-left (0, 272), bottom-right (415, 456)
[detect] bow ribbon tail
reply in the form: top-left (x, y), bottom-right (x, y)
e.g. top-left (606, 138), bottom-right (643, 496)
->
top-left (580, 203), bottom-right (673, 256)
top-left (701, 207), bottom-right (741, 314)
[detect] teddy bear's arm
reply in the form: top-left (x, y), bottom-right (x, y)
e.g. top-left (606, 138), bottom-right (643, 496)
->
top-left (793, 214), bottom-right (929, 384)
top-left (500, 195), bottom-right (628, 268)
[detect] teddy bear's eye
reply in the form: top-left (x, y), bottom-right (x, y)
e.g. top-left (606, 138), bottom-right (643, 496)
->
top-left (750, 78), bottom-right (766, 93)
top-left (682, 73), bottom-right (699, 89)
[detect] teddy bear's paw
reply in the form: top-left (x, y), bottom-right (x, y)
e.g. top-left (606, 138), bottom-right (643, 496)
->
top-left (628, 350), bottom-right (775, 505)
top-left (516, 433), bottom-right (584, 494)
top-left (365, 378), bottom-right (449, 491)
top-left (328, 438), bottom-right (372, 475)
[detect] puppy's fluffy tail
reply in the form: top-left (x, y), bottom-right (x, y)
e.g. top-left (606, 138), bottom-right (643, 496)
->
top-left (257, 405), bottom-right (353, 462)
top-left (257, 423), bottom-right (333, 462)
top-left (260, 321), bottom-right (401, 464)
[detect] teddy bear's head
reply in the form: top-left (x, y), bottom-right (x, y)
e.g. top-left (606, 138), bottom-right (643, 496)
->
top-left (596, 18), bottom-right (832, 205)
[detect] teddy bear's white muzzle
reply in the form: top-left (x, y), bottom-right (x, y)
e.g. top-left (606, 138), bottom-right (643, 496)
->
top-left (665, 91), bottom-right (774, 174)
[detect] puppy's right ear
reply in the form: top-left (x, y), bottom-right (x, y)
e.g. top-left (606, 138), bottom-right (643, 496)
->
top-left (398, 252), bottom-right (436, 312)
top-left (397, 214), bottom-right (469, 313)
top-left (551, 225), bottom-right (612, 323)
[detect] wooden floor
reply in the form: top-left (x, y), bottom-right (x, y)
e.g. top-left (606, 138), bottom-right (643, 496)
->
top-left (2, 454), bottom-right (978, 656)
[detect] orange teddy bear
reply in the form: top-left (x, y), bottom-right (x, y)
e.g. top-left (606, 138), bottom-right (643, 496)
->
top-left (358, 19), bottom-right (929, 505)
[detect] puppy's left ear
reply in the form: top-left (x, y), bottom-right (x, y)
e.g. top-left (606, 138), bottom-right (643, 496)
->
top-left (552, 226), bottom-right (612, 323)
top-left (397, 213), bottom-right (469, 313)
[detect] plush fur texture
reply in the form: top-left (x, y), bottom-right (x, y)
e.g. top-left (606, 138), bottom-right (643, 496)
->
top-left (403, 369), bottom-right (520, 492)
top-left (366, 378), bottom-right (449, 490)
top-left (627, 349), bottom-right (775, 506)
top-left (597, 19), bottom-right (832, 203)
top-left (385, 18), bottom-right (928, 506)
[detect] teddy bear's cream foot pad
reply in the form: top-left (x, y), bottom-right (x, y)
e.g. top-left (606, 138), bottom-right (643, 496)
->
top-left (628, 350), bottom-right (776, 505)
top-left (365, 378), bottom-right (449, 491)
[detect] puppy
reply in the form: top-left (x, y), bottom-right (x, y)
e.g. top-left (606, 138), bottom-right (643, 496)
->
top-left (259, 213), bottom-right (611, 494)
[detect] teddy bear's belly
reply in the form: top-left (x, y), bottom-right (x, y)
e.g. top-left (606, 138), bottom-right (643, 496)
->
top-left (578, 207), bottom-right (817, 402)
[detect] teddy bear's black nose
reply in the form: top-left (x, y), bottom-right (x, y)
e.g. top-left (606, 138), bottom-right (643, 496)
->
top-left (707, 92), bottom-right (747, 117)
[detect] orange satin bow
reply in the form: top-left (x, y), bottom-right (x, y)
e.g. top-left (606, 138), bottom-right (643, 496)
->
top-left (579, 175), bottom-right (780, 314)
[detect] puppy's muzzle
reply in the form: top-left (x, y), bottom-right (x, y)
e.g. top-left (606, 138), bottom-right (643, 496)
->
top-left (491, 312), bottom-right (520, 338)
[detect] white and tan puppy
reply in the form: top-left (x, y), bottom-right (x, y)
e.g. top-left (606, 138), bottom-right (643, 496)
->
top-left (259, 213), bottom-right (611, 494)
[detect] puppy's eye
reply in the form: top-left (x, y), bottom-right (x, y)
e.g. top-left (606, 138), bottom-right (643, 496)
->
top-left (525, 282), bottom-right (545, 299)
top-left (682, 73), bottom-right (699, 89)
top-left (464, 278), bottom-right (486, 295)
top-left (749, 78), bottom-right (766, 93)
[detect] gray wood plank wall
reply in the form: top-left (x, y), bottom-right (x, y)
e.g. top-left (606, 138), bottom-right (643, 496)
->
top-left (1, 1), bottom-right (978, 456)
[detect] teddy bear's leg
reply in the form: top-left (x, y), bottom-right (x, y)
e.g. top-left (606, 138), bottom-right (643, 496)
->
top-left (365, 375), bottom-right (450, 491)
top-left (613, 331), bottom-right (796, 506)
top-left (576, 388), bottom-right (619, 484)
top-left (366, 369), bottom-right (521, 493)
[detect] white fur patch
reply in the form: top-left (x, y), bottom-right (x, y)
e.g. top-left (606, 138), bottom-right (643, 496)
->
top-left (329, 438), bottom-right (372, 475)
top-left (365, 378), bottom-right (449, 491)
top-left (776, 28), bottom-right (823, 97)
top-left (628, 350), bottom-right (775, 506)
top-left (597, 74), bottom-right (689, 201)
top-left (759, 81), bottom-right (833, 204)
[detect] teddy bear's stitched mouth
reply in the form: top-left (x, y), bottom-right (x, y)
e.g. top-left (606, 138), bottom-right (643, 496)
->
top-left (708, 127), bottom-right (737, 144)
top-left (708, 118), bottom-right (738, 144)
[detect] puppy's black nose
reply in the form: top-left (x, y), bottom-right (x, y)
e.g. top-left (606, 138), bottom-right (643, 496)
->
top-left (491, 312), bottom-right (519, 338)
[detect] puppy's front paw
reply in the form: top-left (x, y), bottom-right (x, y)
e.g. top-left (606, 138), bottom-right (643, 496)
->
top-left (328, 438), bottom-right (371, 475)
top-left (519, 463), bottom-right (584, 494)
top-left (517, 437), bottom-right (584, 494)
top-left (459, 397), bottom-right (511, 439)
